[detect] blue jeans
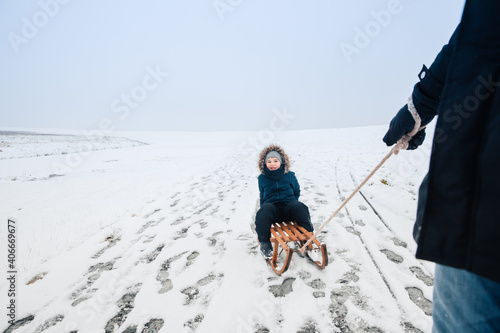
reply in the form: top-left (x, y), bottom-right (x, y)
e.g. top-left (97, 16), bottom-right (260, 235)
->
top-left (432, 264), bottom-right (500, 333)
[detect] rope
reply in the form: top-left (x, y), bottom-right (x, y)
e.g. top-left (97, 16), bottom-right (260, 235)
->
top-left (393, 96), bottom-right (422, 154)
top-left (299, 97), bottom-right (423, 253)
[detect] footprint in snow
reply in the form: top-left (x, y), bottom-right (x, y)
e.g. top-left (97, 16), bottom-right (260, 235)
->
top-left (93, 235), bottom-right (121, 259)
top-left (181, 272), bottom-right (224, 306)
top-left (104, 283), bottom-right (142, 333)
top-left (406, 287), bottom-right (432, 316)
top-left (186, 251), bottom-right (200, 267)
top-left (184, 314), bottom-right (204, 332)
top-left (330, 288), bottom-right (351, 332)
top-left (330, 283), bottom-right (383, 333)
top-left (354, 219), bottom-right (365, 226)
top-left (171, 216), bottom-right (185, 226)
top-left (194, 202), bottom-right (213, 216)
top-left (268, 277), bottom-right (296, 298)
top-left (337, 271), bottom-right (360, 284)
top-left (137, 216), bottom-right (166, 235)
top-left (391, 237), bottom-right (408, 248)
top-left (4, 316), bottom-right (35, 333)
top-left (136, 220), bottom-right (156, 235)
top-left (207, 231), bottom-right (223, 247)
top-left (307, 278), bottom-right (326, 290)
top-left (297, 319), bottom-right (321, 333)
top-left (72, 288), bottom-right (98, 307)
top-left (181, 286), bottom-right (199, 305)
top-left (314, 197), bottom-right (328, 205)
top-left (142, 235), bottom-right (156, 243)
top-left (380, 249), bottom-right (404, 264)
top-left (122, 326), bottom-right (137, 333)
top-left (139, 244), bottom-right (165, 264)
top-left (298, 270), bottom-right (312, 281)
top-left (344, 226), bottom-right (361, 236)
top-left (34, 314), bottom-right (64, 333)
top-left (156, 251), bottom-right (188, 294)
top-left (170, 198), bottom-right (181, 208)
top-left (207, 231), bottom-right (228, 256)
top-left (210, 205), bottom-right (220, 215)
top-left (410, 266), bottom-right (434, 286)
top-left (140, 318), bottom-right (165, 333)
top-left (307, 278), bottom-right (326, 298)
top-left (247, 242), bottom-right (259, 256)
top-left (329, 265), bottom-right (384, 332)
top-left (71, 260), bottom-right (115, 305)
top-left (236, 233), bottom-right (253, 241)
top-left (143, 208), bottom-right (161, 219)
top-left (402, 321), bottom-right (426, 333)
top-left (362, 327), bottom-right (385, 333)
top-left (174, 227), bottom-right (190, 240)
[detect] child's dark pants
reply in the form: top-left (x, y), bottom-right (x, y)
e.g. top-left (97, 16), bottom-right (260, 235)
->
top-left (255, 201), bottom-right (314, 243)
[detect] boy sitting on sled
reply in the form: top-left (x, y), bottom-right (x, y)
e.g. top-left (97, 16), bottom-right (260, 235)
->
top-left (255, 144), bottom-right (314, 258)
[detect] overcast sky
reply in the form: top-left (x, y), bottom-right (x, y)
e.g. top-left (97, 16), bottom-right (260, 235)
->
top-left (0, 0), bottom-right (465, 132)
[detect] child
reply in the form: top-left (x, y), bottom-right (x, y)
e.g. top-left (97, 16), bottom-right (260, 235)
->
top-left (255, 144), bottom-right (314, 258)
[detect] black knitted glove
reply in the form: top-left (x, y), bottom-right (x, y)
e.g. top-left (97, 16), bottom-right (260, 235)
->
top-left (407, 128), bottom-right (426, 150)
top-left (383, 104), bottom-right (427, 149)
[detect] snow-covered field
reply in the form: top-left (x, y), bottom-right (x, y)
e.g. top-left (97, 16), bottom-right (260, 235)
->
top-left (0, 126), bottom-right (435, 333)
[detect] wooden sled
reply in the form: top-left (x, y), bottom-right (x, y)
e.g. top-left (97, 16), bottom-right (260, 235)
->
top-left (268, 221), bottom-right (328, 276)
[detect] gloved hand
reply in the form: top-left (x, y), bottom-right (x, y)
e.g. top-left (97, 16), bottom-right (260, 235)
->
top-left (383, 39), bottom-right (453, 149)
top-left (407, 128), bottom-right (426, 150)
top-left (383, 104), bottom-right (427, 149)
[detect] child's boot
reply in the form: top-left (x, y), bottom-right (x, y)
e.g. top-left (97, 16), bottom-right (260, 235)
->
top-left (260, 241), bottom-right (273, 259)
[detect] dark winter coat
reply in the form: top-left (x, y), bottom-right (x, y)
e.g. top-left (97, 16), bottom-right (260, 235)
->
top-left (415, 1), bottom-right (500, 283)
top-left (257, 144), bottom-right (300, 207)
top-left (258, 168), bottom-right (300, 207)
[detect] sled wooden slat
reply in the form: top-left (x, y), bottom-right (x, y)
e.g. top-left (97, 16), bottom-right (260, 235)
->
top-left (271, 239), bottom-right (279, 264)
top-left (269, 228), bottom-right (292, 276)
top-left (271, 225), bottom-right (291, 243)
top-left (267, 221), bottom-right (328, 276)
top-left (270, 228), bottom-right (289, 247)
top-left (274, 225), bottom-right (293, 242)
top-left (274, 223), bottom-right (298, 242)
top-left (286, 224), bottom-right (310, 242)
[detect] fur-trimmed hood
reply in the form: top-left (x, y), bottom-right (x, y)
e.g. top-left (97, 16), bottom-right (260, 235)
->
top-left (258, 144), bottom-right (291, 174)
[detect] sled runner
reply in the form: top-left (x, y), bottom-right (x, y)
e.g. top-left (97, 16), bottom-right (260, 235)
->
top-left (267, 221), bottom-right (328, 276)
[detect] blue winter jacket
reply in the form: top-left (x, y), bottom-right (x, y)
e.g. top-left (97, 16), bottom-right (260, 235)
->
top-left (258, 165), bottom-right (300, 207)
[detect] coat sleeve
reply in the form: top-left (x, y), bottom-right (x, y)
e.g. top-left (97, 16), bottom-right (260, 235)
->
top-left (413, 24), bottom-right (458, 120)
top-left (428, 24), bottom-right (458, 90)
top-left (291, 173), bottom-right (300, 200)
top-left (258, 176), bottom-right (264, 207)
